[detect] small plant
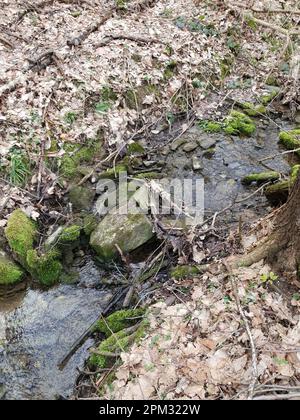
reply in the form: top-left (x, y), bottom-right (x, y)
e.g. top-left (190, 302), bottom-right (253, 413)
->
top-left (8, 149), bottom-right (31, 186)
top-left (95, 102), bottom-right (111, 113)
top-left (260, 271), bottom-right (278, 284)
top-left (64, 112), bottom-right (77, 124)
top-left (292, 293), bottom-right (300, 301)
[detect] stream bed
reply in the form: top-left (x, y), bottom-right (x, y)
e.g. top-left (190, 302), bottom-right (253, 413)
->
top-left (0, 117), bottom-right (296, 400)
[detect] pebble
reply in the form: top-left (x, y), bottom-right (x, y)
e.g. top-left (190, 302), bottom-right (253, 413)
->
top-left (192, 156), bottom-right (203, 171)
top-left (170, 137), bottom-right (187, 151)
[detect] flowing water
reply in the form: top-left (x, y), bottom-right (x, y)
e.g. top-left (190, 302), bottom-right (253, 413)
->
top-left (0, 118), bottom-right (295, 400)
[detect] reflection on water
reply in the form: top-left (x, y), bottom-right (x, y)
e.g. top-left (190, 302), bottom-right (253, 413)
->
top-left (0, 285), bottom-right (113, 400)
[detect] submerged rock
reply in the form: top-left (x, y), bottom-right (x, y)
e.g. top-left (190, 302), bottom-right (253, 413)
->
top-left (90, 213), bottom-right (154, 261)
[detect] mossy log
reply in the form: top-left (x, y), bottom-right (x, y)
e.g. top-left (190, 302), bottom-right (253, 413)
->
top-left (265, 180), bottom-right (291, 204)
top-left (279, 129), bottom-right (300, 156)
top-left (242, 171), bottom-right (280, 185)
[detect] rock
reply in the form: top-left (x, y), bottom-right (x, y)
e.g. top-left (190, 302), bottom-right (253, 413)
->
top-left (295, 111), bottom-right (300, 124)
top-left (143, 160), bottom-right (156, 168)
top-left (192, 156), bottom-right (203, 171)
top-left (170, 137), bottom-right (187, 151)
top-left (183, 142), bottom-right (198, 152)
top-left (0, 250), bottom-right (23, 286)
top-left (90, 213), bottom-right (154, 261)
top-left (44, 227), bottom-right (63, 250)
top-left (68, 186), bottom-right (95, 211)
top-left (197, 137), bottom-right (216, 149)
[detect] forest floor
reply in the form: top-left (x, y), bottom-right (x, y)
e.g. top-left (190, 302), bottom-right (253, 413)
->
top-left (1, 0), bottom-right (300, 400)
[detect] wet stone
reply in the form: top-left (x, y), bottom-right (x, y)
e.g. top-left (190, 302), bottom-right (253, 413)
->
top-left (197, 137), bottom-right (217, 149)
top-left (170, 137), bottom-right (187, 151)
top-left (183, 142), bottom-right (198, 153)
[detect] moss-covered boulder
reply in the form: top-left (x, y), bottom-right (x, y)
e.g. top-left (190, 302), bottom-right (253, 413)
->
top-left (224, 111), bottom-right (256, 136)
top-left (5, 209), bottom-right (37, 263)
top-left (58, 225), bottom-right (81, 243)
top-left (90, 213), bottom-right (154, 261)
top-left (26, 249), bottom-right (62, 286)
top-left (0, 252), bottom-right (23, 286)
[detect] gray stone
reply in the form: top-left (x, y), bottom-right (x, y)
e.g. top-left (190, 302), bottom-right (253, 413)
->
top-left (197, 137), bottom-right (216, 149)
top-left (295, 111), bottom-right (300, 124)
top-left (183, 142), bottom-right (198, 152)
top-left (90, 213), bottom-right (154, 261)
top-left (192, 156), bottom-right (203, 171)
top-left (170, 137), bottom-right (187, 151)
top-left (69, 186), bottom-right (95, 211)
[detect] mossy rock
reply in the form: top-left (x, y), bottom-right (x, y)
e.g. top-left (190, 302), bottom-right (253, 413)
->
top-left (239, 102), bottom-right (266, 117)
top-left (170, 264), bottom-right (205, 279)
top-left (83, 214), bottom-right (98, 236)
top-left (60, 139), bottom-right (103, 179)
top-left (68, 186), bottom-right (95, 211)
top-left (0, 253), bottom-right (23, 286)
top-left (260, 87), bottom-right (280, 105)
top-left (26, 249), bottom-right (62, 286)
top-left (59, 225), bottom-right (81, 243)
top-left (93, 308), bottom-right (146, 337)
top-left (279, 129), bottom-right (300, 155)
top-left (5, 209), bottom-right (37, 263)
top-left (98, 164), bottom-right (128, 179)
top-left (89, 321), bottom-right (147, 368)
top-left (265, 165), bottom-right (300, 204)
top-left (90, 213), bottom-right (154, 261)
top-left (242, 171), bottom-right (280, 185)
top-left (224, 111), bottom-right (256, 136)
top-left (127, 141), bottom-right (145, 155)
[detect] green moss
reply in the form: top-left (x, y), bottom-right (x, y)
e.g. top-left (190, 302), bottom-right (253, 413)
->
top-left (60, 271), bottom-right (79, 284)
top-left (59, 225), bottom-right (81, 243)
top-left (127, 141), bottom-right (145, 155)
top-left (170, 265), bottom-right (203, 279)
top-left (279, 129), bottom-right (300, 155)
top-left (242, 171), bottom-right (280, 185)
top-left (0, 255), bottom-right (23, 285)
top-left (94, 308), bottom-right (146, 337)
top-left (83, 214), bottom-right (98, 236)
top-left (98, 164), bottom-right (128, 179)
top-left (239, 102), bottom-right (266, 117)
top-left (260, 88), bottom-right (279, 105)
top-left (291, 164), bottom-right (300, 182)
top-left (26, 249), bottom-right (62, 286)
top-left (60, 139), bottom-right (102, 179)
top-left (224, 111), bottom-right (256, 136)
top-left (5, 210), bottom-right (37, 262)
top-left (198, 120), bottom-right (222, 133)
top-left (89, 321), bottom-right (147, 368)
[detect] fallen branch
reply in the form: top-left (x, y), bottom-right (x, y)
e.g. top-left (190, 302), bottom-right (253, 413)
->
top-left (67, 9), bottom-right (115, 46)
top-left (95, 33), bottom-right (164, 48)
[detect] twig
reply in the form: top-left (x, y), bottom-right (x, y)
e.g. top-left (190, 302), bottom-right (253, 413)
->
top-left (0, 35), bottom-right (14, 49)
top-left (259, 147), bottom-right (300, 162)
top-left (95, 34), bottom-right (163, 48)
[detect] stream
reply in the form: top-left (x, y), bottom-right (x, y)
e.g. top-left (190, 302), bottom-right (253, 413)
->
top-left (0, 117), bottom-right (295, 400)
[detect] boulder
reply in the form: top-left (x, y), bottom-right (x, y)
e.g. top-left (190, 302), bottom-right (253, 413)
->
top-left (90, 213), bottom-right (154, 261)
